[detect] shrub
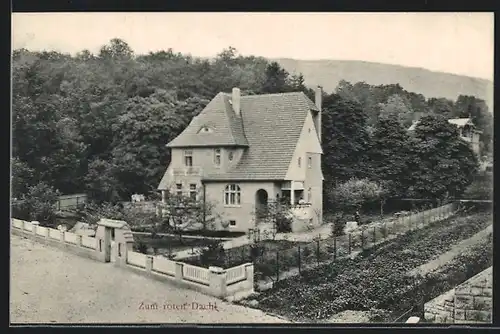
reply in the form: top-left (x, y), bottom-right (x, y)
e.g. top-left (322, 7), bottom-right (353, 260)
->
top-left (135, 241), bottom-right (148, 254)
top-left (329, 178), bottom-right (386, 214)
top-left (197, 239), bottom-right (225, 267)
top-left (250, 244), bottom-right (264, 260)
top-left (13, 182), bottom-right (60, 226)
top-left (302, 246), bottom-right (312, 258)
top-left (330, 213), bottom-right (346, 237)
top-left (276, 216), bottom-right (292, 233)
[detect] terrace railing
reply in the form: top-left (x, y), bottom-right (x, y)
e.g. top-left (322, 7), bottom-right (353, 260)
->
top-left (182, 263), bottom-right (210, 285)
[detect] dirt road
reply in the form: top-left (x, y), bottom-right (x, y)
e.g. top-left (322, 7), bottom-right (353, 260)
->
top-left (10, 234), bottom-right (289, 324)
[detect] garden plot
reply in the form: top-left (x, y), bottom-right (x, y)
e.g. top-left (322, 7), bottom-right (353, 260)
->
top-left (409, 224), bottom-right (492, 277)
top-left (246, 211), bottom-right (492, 322)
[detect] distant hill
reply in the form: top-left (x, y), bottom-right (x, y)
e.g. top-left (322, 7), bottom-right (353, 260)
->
top-left (272, 58), bottom-right (493, 110)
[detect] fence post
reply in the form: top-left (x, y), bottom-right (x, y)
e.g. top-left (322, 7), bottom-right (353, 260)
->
top-left (333, 236), bottom-right (337, 261)
top-left (276, 251), bottom-right (279, 283)
top-left (298, 245), bottom-right (301, 275)
top-left (361, 230), bottom-right (365, 250)
top-left (146, 255), bottom-right (153, 274)
top-left (316, 239), bottom-right (320, 265)
top-left (348, 233), bottom-right (352, 254)
top-left (32, 221), bottom-right (39, 236)
top-left (373, 226), bottom-right (376, 245)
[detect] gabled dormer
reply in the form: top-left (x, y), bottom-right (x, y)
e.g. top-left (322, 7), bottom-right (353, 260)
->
top-left (166, 91), bottom-right (248, 148)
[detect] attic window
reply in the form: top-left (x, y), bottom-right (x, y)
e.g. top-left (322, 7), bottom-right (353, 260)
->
top-left (199, 126), bottom-right (214, 133)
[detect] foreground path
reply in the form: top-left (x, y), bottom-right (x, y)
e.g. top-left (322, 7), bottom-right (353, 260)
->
top-left (408, 224), bottom-right (493, 277)
top-left (10, 235), bottom-right (289, 324)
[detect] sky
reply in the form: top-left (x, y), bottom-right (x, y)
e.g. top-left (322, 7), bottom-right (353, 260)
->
top-left (12, 12), bottom-right (494, 81)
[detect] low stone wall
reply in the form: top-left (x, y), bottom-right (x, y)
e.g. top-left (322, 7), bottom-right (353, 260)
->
top-left (424, 267), bottom-right (492, 323)
top-left (11, 219), bottom-right (102, 262)
top-left (11, 218), bottom-right (254, 301)
top-left (117, 247), bottom-right (254, 300)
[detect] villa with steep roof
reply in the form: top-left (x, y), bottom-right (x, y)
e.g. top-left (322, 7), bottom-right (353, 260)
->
top-left (408, 117), bottom-right (482, 156)
top-left (158, 87), bottom-right (324, 233)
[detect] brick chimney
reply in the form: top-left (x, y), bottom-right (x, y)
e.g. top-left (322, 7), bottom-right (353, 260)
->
top-left (315, 86), bottom-right (323, 143)
top-left (232, 87), bottom-right (241, 116)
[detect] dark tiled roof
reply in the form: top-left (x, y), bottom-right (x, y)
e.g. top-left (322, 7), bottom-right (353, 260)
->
top-left (163, 91), bottom-right (318, 182)
top-left (209, 92), bottom-right (317, 180)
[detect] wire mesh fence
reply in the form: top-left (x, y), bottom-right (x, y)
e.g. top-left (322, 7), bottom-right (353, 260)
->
top-left (181, 202), bottom-right (457, 287)
top-left (251, 202), bottom-right (457, 286)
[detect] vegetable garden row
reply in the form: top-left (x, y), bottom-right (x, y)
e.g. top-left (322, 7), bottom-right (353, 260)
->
top-left (183, 203), bottom-right (457, 284)
top-left (248, 211), bottom-right (493, 322)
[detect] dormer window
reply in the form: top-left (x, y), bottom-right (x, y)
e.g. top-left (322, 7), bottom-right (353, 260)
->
top-left (214, 148), bottom-right (221, 166)
top-left (199, 126), bottom-right (214, 133)
top-left (228, 151), bottom-right (234, 162)
top-left (298, 157), bottom-right (302, 168)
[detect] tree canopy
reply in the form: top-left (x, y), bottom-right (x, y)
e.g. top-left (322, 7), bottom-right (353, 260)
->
top-left (12, 38), bottom-right (487, 217)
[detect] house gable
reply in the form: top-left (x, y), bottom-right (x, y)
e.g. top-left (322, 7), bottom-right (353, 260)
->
top-left (285, 111), bottom-right (323, 181)
top-left (204, 92), bottom-right (319, 181)
top-left (166, 93), bottom-right (248, 148)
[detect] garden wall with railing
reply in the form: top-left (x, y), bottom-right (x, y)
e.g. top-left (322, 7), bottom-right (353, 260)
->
top-left (11, 217), bottom-right (254, 300)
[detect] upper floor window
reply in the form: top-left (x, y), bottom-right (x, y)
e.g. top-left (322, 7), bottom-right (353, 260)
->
top-left (176, 183), bottom-right (183, 196)
top-left (308, 157), bottom-right (312, 169)
top-left (228, 151), bottom-right (234, 162)
top-left (224, 184), bottom-right (241, 206)
top-left (298, 157), bottom-right (302, 168)
top-left (189, 184), bottom-right (197, 200)
top-left (214, 148), bottom-right (221, 166)
top-left (184, 150), bottom-right (193, 167)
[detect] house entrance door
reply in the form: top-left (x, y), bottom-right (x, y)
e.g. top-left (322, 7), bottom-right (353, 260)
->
top-left (255, 189), bottom-right (269, 223)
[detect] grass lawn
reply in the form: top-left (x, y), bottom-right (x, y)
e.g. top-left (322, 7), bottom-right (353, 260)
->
top-left (248, 211), bottom-right (493, 322)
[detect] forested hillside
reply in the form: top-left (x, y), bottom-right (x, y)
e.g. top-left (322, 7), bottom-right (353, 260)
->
top-left (11, 38), bottom-right (492, 212)
top-left (273, 58), bottom-right (493, 107)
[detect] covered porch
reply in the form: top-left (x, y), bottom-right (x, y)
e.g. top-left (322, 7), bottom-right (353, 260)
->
top-left (280, 181), bottom-right (309, 205)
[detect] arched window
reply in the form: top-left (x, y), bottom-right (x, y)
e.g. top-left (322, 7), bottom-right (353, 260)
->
top-left (224, 184), bottom-right (241, 206)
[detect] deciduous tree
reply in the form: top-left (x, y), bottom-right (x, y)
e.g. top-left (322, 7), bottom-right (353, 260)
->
top-left (407, 115), bottom-right (479, 199)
